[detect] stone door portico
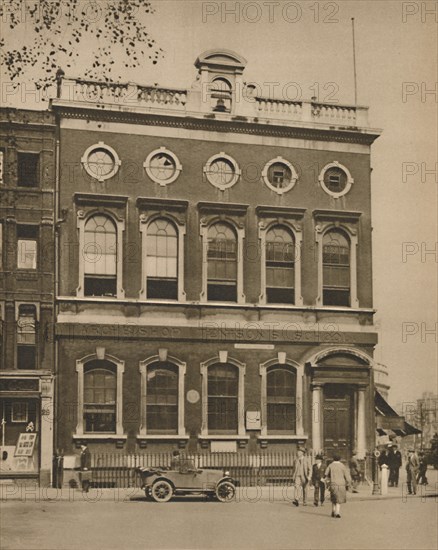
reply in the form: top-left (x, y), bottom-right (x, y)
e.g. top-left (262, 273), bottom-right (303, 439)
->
top-left (309, 348), bottom-right (373, 460)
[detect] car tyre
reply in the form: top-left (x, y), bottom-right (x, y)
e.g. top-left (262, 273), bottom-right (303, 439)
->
top-left (216, 481), bottom-right (236, 502)
top-left (151, 480), bottom-right (173, 503)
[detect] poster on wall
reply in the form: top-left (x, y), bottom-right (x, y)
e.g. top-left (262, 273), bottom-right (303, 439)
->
top-left (14, 433), bottom-right (37, 457)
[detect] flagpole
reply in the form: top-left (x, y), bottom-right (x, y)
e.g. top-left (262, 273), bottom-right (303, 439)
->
top-left (352, 17), bottom-right (358, 105)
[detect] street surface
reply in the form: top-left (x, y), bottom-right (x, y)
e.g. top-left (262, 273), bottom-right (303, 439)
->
top-left (1, 483), bottom-right (437, 550)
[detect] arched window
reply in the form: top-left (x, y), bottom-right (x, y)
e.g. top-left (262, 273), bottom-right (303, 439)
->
top-left (83, 214), bottom-right (117, 297)
top-left (322, 230), bottom-right (351, 306)
top-left (210, 77), bottom-right (232, 113)
top-left (146, 363), bottom-right (178, 433)
top-left (83, 360), bottom-right (116, 433)
top-left (208, 364), bottom-right (238, 433)
top-left (266, 226), bottom-right (295, 304)
top-left (207, 222), bottom-right (237, 302)
top-left (146, 219), bottom-right (178, 300)
top-left (266, 366), bottom-right (296, 433)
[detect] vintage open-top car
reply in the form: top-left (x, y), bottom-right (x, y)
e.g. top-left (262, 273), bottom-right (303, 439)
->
top-left (137, 458), bottom-right (236, 502)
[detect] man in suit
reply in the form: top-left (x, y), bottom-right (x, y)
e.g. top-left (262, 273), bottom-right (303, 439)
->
top-left (387, 444), bottom-right (402, 487)
top-left (292, 448), bottom-right (312, 507)
top-left (311, 454), bottom-right (326, 506)
top-left (406, 449), bottom-right (419, 495)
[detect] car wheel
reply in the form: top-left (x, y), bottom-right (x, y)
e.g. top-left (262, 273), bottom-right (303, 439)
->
top-left (151, 480), bottom-right (173, 503)
top-left (216, 481), bottom-right (236, 502)
top-left (144, 487), bottom-right (152, 500)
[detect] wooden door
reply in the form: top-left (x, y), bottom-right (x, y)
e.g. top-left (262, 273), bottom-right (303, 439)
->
top-left (323, 384), bottom-right (353, 461)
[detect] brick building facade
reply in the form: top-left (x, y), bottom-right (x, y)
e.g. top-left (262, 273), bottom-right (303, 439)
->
top-left (0, 108), bottom-right (56, 485)
top-left (51, 50), bottom-right (381, 460)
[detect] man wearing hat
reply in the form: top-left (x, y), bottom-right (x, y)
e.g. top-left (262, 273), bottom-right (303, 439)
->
top-left (311, 453), bottom-right (326, 506)
top-left (406, 449), bottom-right (419, 495)
top-left (387, 444), bottom-right (402, 487)
top-left (292, 447), bottom-right (312, 507)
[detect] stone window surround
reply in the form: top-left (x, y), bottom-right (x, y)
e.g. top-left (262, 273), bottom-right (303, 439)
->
top-left (318, 161), bottom-right (354, 199)
top-left (258, 355), bottom-right (305, 438)
top-left (203, 152), bottom-right (241, 191)
top-left (143, 146), bottom-right (182, 186)
top-left (76, 207), bottom-right (125, 299)
top-left (262, 156), bottom-right (298, 195)
top-left (138, 211), bottom-right (187, 301)
top-left (314, 211), bottom-right (361, 308)
top-left (74, 349), bottom-right (126, 440)
top-left (81, 141), bottom-right (121, 183)
top-left (200, 353), bottom-right (247, 439)
top-left (258, 217), bottom-right (304, 306)
top-left (137, 351), bottom-right (188, 441)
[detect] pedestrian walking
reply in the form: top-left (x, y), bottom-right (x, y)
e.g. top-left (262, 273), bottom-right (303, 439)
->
top-left (324, 454), bottom-right (352, 519)
top-left (417, 452), bottom-right (428, 485)
top-left (311, 453), bottom-right (326, 507)
top-left (406, 449), bottom-right (419, 495)
top-left (387, 444), bottom-right (402, 487)
top-left (348, 452), bottom-right (360, 493)
top-left (79, 442), bottom-right (92, 493)
top-left (292, 447), bottom-right (311, 507)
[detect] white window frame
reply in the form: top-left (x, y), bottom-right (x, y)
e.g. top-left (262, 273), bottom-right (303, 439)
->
top-left (11, 402), bottom-right (29, 423)
top-left (74, 352), bottom-right (126, 440)
top-left (200, 216), bottom-right (245, 304)
top-left (262, 157), bottom-right (298, 195)
top-left (81, 142), bottom-right (121, 183)
top-left (203, 152), bottom-right (240, 191)
top-left (318, 161), bottom-right (354, 199)
top-left (138, 354), bottom-right (188, 440)
top-left (143, 147), bottom-right (182, 186)
top-left (259, 356), bottom-right (304, 439)
top-left (139, 213), bottom-right (186, 301)
top-left (76, 209), bottom-right (125, 299)
top-left (200, 354), bottom-right (247, 439)
top-left (315, 222), bottom-right (359, 308)
top-left (258, 220), bottom-right (303, 306)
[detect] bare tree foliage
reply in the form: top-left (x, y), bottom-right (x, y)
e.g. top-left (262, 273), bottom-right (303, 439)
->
top-left (0, 0), bottom-right (162, 91)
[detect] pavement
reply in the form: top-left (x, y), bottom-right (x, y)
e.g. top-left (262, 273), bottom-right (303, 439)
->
top-left (1, 469), bottom-right (437, 550)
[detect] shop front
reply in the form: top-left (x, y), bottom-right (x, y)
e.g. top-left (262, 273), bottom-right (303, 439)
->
top-left (0, 373), bottom-right (53, 485)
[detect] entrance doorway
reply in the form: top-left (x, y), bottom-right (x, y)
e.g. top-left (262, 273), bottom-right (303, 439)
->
top-left (323, 384), bottom-right (354, 461)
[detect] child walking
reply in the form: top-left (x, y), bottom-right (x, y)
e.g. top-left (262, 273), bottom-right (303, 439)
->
top-left (324, 454), bottom-right (352, 518)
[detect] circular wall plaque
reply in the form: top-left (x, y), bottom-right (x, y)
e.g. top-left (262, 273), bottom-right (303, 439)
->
top-left (186, 389), bottom-right (200, 404)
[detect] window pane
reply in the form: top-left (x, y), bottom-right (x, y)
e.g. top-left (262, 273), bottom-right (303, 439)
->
top-left (18, 153), bottom-right (39, 187)
top-left (207, 364), bottom-right (238, 432)
top-left (17, 239), bottom-right (37, 269)
top-left (267, 367), bottom-right (296, 432)
top-left (146, 364), bottom-right (178, 432)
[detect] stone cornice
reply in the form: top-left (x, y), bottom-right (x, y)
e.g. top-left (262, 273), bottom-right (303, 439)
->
top-left (136, 197), bottom-right (189, 212)
top-left (313, 209), bottom-right (362, 223)
top-left (53, 104), bottom-right (380, 146)
top-left (73, 192), bottom-right (128, 208)
top-left (256, 206), bottom-right (306, 219)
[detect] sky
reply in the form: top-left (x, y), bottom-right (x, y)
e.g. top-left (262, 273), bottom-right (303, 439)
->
top-left (1, 0), bottom-right (437, 407)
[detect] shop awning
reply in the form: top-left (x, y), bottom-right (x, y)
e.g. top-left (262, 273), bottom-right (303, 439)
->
top-left (374, 391), bottom-right (422, 437)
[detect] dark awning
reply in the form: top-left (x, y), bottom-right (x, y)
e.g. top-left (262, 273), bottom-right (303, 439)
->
top-left (403, 421), bottom-right (422, 435)
top-left (374, 391), bottom-right (422, 436)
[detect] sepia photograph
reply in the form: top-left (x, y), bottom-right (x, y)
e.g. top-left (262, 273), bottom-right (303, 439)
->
top-left (0, 1), bottom-right (437, 549)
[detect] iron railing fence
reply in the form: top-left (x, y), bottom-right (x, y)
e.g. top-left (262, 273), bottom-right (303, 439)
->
top-left (87, 451), bottom-right (328, 488)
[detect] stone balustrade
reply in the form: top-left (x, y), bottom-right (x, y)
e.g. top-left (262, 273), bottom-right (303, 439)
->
top-left (57, 77), bottom-right (369, 127)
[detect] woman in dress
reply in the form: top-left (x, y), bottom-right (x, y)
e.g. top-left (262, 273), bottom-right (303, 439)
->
top-left (324, 454), bottom-right (352, 518)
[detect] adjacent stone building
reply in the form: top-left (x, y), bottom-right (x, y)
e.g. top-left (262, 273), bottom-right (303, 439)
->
top-left (0, 108), bottom-right (56, 485)
top-left (51, 50), bottom-right (381, 460)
